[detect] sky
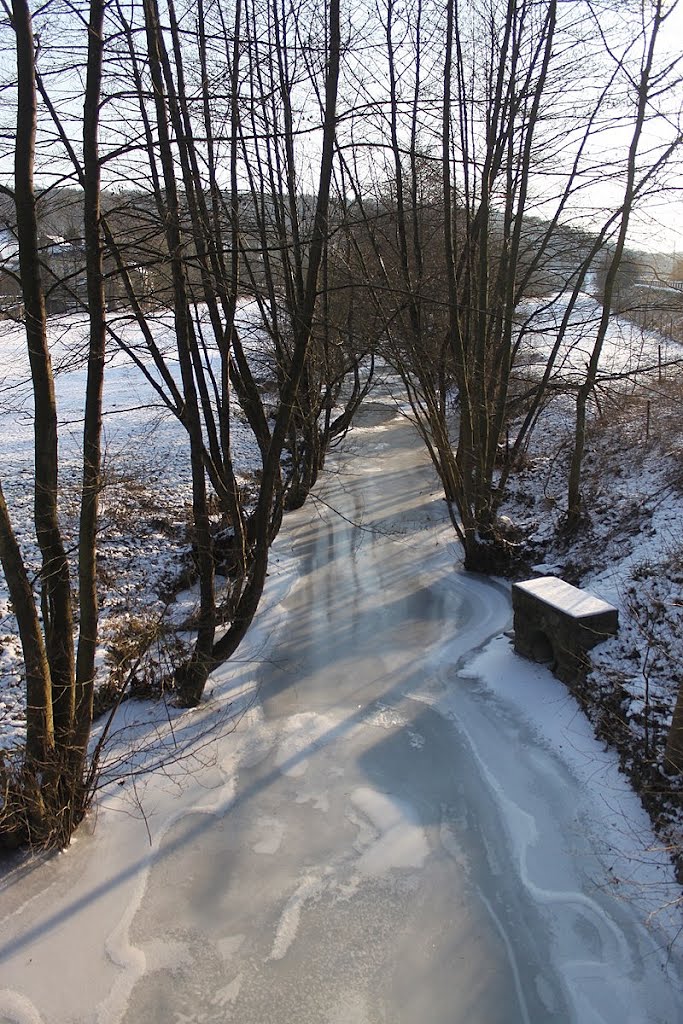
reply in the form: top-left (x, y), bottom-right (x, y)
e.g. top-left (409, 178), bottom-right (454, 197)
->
top-left (0, 0), bottom-right (681, 260)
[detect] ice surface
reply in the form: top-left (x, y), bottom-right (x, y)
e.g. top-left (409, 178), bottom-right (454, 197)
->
top-left (1, 384), bottom-right (681, 1024)
top-left (350, 787), bottom-right (430, 875)
top-left (252, 815), bottom-right (286, 855)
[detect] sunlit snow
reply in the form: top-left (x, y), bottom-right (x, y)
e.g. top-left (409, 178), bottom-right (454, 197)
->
top-left (1, 376), bottom-right (682, 1022)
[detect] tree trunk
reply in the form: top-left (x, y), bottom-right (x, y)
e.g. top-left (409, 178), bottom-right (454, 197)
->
top-left (12, 0), bottom-right (75, 746)
top-left (664, 682), bottom-right (683, 775)
top-left (566, 0), bottom-right (664, 531)
top-left (74, 0), bottom-right (106, 762)
top-left (211, 0), bottom-right (341, 668)
top-left (142, 0), bottom-right (216, 705)
top-left (0, 483), bottom-right (53, 764)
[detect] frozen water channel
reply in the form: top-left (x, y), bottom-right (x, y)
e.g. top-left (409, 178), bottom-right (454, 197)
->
top-left (1, 398), bottom-right (682, 1023)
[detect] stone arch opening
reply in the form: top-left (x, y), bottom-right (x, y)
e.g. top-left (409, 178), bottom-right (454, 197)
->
top-left (529, 629), bottom-right (554, 665)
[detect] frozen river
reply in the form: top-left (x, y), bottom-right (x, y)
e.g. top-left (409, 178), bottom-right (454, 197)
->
top-left (0, 397), bottom-right (681, 1023)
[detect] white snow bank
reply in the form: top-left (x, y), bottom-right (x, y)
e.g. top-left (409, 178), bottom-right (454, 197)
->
top-left (461, 633), bottom-right (682, 938)
top-left (514, 576), bottom-right (617, 618)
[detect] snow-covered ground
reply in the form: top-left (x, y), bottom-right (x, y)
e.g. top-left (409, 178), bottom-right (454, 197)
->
top-left (0, 305), bottom-right (265, 746)
top-left (2, 294), bottom-right (683, 1019)
top-left (1, 393), bottom-right (681, 1023)
top-left (504, 291), bottom-right (683, 870)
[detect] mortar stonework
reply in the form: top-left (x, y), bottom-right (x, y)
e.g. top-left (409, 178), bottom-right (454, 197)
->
top-left (512, 577), bottom-right (619, 686)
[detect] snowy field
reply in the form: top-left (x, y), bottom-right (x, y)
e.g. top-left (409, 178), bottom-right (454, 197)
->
top-left (0, 304), bottom-right (267, 747)
top-left (516, 289), bottom-right (683, 387)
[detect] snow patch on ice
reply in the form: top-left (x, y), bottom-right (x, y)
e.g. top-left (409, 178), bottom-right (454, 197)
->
top-left (268, 873), bottom-right (325, 961)
top-left (224, 704), bottom-right (273, 772)
top-left (274, 712), bottom-right (337, 777)
top-left (455, 633), bottom-right (683, 1016)
top-left (137, 938), bottom-right (192, 973)
top-left (0, 990), bottom-right (45, 1024)
top-left (350, 786), bottom-right (430, 876)
top-left (408, 729), bottom-right (425, 749)
top-left (252, 816), bottom-right (286, 855)
top-left (98, 863), bottom-right (149, 1024)
top-left (211, 972), bottom-right (243, 1010)
top-left (216, 934), bottom-right (246, 962)
top-left (365, 702), bottom-right (407, 731)
top-left (294, 781), bottom-right (331, 813)
top-left (324, 993), bottom-right (371, 1023)
top-left (439, 819), bottom-right (470, 877)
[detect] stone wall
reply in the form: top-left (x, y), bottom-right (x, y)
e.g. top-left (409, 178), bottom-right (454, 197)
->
top-left (512, 577), bottom-right (619, 686)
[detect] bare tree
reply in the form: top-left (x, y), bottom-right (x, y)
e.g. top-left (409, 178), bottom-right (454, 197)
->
top-left (566, 0), bottom-right (681, 529)
top-left (0, 0), bottom-right (106, 846)
top-left (96, 0), bottom-right (347, 704)
top-left (334, 0), bottom-right (682, 568)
